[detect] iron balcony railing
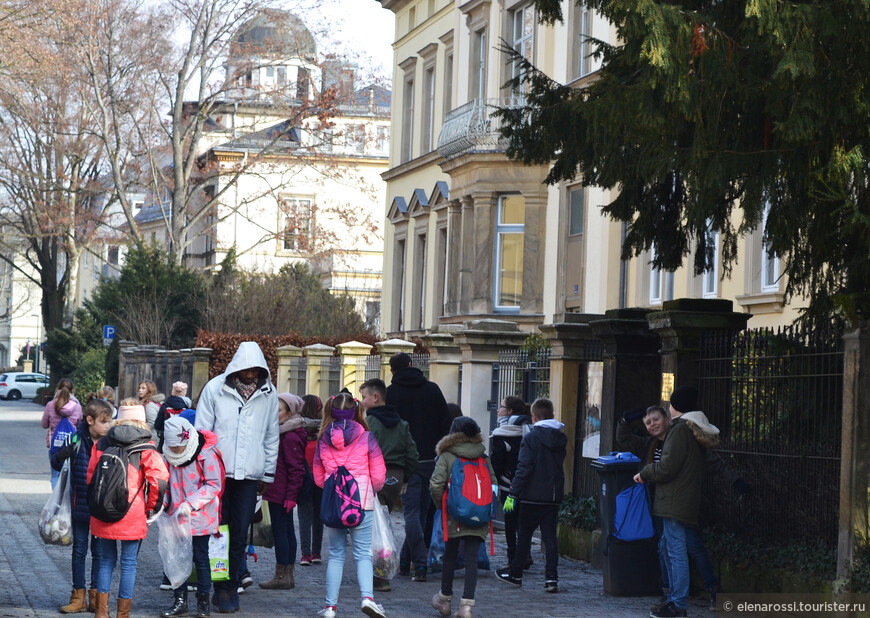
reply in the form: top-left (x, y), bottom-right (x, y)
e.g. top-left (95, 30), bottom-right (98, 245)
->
top-left (436, 96), bottom-right (525, 160)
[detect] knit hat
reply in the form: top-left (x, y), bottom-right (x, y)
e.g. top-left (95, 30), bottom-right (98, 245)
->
top-left (449, 416), bottom-right (480, 438)
top-left (165, 416), bottom-right (196, 448)
top-left (669, 385), bottom-right (699, 414)
top-left (171, 381), bottom-right (188, 396)
top-left (117, 404), bottom-right (146, 422)
top-left (278, 392), bottom-right (304, 416)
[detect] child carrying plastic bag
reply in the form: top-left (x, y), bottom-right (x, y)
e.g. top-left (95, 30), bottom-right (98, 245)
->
top-left (371, 496), bottom-right (398, 581)
top-left (38, 459), bottom-right (73, 545)
top-left (157, 510), bottom-right (193, 590)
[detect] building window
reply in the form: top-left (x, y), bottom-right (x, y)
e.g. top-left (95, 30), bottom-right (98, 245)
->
top-left (277, 66), bottom-right (286, 86)
top-left (761, 201), bottom-right (780, 291)
top-left (376, 126), bottom-right (390, 154)
top-left (422, 66), bottom-right (435, 152)
top-left (408, 6), bottom-right (416, 31)
top-left (470, 28), bottom-right (487, 100)
top-left (649, 245), bottom-right (675, 306)
top-left (344, 123), bottom-right (365, 154)
top-left (297, 68), bottom-right (309, 100)
top-left (569, 186), bottom-right (584, 236)
top-left (281, 197), bottom-right (313, 251)
top-left (511, 5), bottom-right (535, 94)
top-left (702, 219), bottom-right (720, 298)
top-left (570, 3), bottom-right (593, 80)
top-left (401, 76), bottom-right (415, 162)
top-left (443, 50), bottom-right (453, 119)
top-left (494, 195), bottom-right (525, 312)
top-left (395, 238), bottom-right (406, 330)
top-left (107, 246), bottom-right (119, 265)
top-left (416, 234), bottom-right (427, 329)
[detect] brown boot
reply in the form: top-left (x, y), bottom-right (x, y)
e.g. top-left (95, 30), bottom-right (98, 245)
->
top-left (60, 588), bottom-right (87, 613)
top-left (88, 589), bottom-right (97, 613)
top-left (94, 592), bottom-right (110, 618)
top-left (116, 598), bottom-right (132, 618)
top-left (286, 564), bottom-right (295, 589)
top-left (454, 598), bottom-right (474, 618)
top-left (258, 564), bottom-right (291, 589)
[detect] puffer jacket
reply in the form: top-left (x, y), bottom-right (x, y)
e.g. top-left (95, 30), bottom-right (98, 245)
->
top-left (509, 419), bottom-right (567, 505)
top-left (87, 424), bottom-right (169, 541)
top-left (50, 420), bottom-right (96, 523)
top-left (195, 342), bottom-right (279, 482)
top-left (262, 418), bottom-right (307, 507)
top-left (41, 397), bottom-right (83, 448)
top-left (430, 431), bottom-right (496, 541)
top-left (313, 420), bottom-right (386, 511)
top-left (164, 430), bottom-right (223, 536)
top-left (366, 405), bottom-right (419, 479)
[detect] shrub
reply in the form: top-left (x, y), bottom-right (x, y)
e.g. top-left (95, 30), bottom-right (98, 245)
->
top-left (558, 494), bottom-right (598, 531)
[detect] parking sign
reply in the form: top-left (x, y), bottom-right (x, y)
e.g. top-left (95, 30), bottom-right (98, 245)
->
top-left (103, 325), bottom-right (116, 347)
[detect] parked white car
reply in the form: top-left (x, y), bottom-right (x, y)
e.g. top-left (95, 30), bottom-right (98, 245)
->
top-left (0, 372), bottom-right (50, 400)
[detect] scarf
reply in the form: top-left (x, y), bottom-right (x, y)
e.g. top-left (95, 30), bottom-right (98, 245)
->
top-left (279, 415), bottom-right (304, 434)
top-left (164, 432), bottom-right (203, 467)
top-left (231, 376), bottom-right (258, 401)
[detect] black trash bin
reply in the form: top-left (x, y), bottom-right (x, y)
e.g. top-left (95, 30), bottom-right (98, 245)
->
top-left (591, 452), bottom-right (661, 596)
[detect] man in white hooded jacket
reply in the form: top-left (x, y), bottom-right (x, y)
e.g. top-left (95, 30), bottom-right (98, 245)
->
top-left (196, 341), bottom-right (279, 613)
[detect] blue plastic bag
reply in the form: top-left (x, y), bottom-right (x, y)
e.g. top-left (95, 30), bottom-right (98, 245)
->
top-left (50, 418), bottom-right (76, 456)
top-left (427, 509), bottom-right (490, 573)
top-left (613, 483), bottom-right (654, 541)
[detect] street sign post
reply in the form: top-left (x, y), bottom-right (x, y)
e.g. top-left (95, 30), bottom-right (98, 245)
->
top-left (103, 325), bottom-right (116, 347)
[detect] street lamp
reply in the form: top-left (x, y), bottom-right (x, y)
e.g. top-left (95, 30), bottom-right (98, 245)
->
top-left (31, 314), bottom-right (40, 374)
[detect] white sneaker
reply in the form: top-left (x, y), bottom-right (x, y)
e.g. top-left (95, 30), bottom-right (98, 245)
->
top-left (360, 598), bottom-right (386, 618)
top-left (318, 607), bottom-right (337, 618)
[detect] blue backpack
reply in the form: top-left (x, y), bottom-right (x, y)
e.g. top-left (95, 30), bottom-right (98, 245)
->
top-left (50, 418), bottom-right (76, 456)
top-left (320, 464), bottom-right (364, 529)
top-left (613, 483), bottom-right (654, 541)
top-left (444, 456), bottom-right (494, 527)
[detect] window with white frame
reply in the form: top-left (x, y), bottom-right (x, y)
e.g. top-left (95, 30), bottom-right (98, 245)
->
top-left (761, 201), bottom-right (780, 291)
top-left (570, 2), bottom-right (593, 80)
top-left (344, 123), bottom-right (366, 154)
top-left (702, 219), bottom-right (720, 298)
top-left (569, 186), bottom-right (584, 236)
top-left (422, 66), bottom-right (436, 152)
top-left (649, 244), bottom-right (675, 305)
top-left (494, 195), bottom-right (525, 311)
top-left (470, 28), bottom-right (487, 100)
top-left (281, 197), bottom-right (313, 251)
top-left (511, 5), bottom-right (535, 94)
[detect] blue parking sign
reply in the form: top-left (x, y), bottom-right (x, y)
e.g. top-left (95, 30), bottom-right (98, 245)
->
top-left (103, 325), bottom-right (116, 346)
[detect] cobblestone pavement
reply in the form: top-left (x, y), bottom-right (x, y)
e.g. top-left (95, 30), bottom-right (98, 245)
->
top-left (0, 403), bottom-right (710, 617)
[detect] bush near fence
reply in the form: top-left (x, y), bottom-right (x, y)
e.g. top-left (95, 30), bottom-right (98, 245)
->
top-left (196, 330), bottom-right (379, 381)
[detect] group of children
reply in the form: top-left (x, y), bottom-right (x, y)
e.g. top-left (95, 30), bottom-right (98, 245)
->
top-left (46, 376), bottom-right (566, 618)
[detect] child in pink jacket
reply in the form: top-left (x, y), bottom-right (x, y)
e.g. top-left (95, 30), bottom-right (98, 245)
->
top-left (313, 392), bottom-right (387, 618)
top-left (161, 415), bottom-right (223, 618)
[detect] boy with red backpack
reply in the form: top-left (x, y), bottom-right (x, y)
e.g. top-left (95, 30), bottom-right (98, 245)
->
top-left (429, 416), bottom-right (496, 618)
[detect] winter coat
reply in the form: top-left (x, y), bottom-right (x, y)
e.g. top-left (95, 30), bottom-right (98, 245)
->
top-left (429, 432), bottom-right (496, 541)
top-left (262, 418), bottom-right (308, 508)
top-left (41, 397), bottom-right (83, 448)
top-left (195, 342), bottom-right (280, 482)
top-left (164, 430), bottom-right (223, 536)
top-left (313, 420), bottom-right (386, 511)
top-left (509, 419), bottom-right (567, 505)
top-left (143, 401), bottom-right (160, 442)
top-left (87, 424), bottom-right (169, 541)
top-left (302, 417), bottom-right (320, 468)
top-left (639, 415), bottom-right (717, 527)
top-left (385, 367), bottom-right (452, 463)
top-left (366, 405), bottom-right (419, 479)
top-left (50, 419), bottom-right (96, 523)
top-left (489, 416), bottom-right (532, 494)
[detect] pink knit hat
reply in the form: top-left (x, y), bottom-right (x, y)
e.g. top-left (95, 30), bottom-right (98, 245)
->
top-left (117, 404), bottom-right (146, 422)
top-left (277, 393), bottom-right (304, 416)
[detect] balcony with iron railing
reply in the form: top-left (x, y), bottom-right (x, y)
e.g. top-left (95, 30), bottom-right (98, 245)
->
top-left (436, 95), bottom-right (525, 160)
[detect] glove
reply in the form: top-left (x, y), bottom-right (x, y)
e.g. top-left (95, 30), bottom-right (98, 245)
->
top-left (621, 407), bottom-right (646, 424)
top-left (283, 499), bottom-right (296, 513)
top-left (733, 478), bottom-right (752, 495)
top-left (175, 502), bottom-right (192, 518)
top-left (503, 496), bottom-right (516, 513)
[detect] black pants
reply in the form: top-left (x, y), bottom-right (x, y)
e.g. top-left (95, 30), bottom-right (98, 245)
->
top-left (215, 478), bottom-right (258, 592)
top-left (441, 536), bottom-right (482, 600)
top-left (177, 535), bottom-right (212, 595)
top-left (500, 491), bottom-right (520, 565)
top-left (510, 503), bottom-right (559, 581)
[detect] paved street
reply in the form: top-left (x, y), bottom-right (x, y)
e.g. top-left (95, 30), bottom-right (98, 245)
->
top-left (0, 402), bottom-right (706, 617)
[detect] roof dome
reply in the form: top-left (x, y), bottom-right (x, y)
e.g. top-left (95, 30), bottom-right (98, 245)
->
top-left (233, 10), bottom-right (316, 59)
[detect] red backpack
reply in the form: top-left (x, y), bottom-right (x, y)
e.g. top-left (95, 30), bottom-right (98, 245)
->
top-left (441, 456), bottom-right (496, 554)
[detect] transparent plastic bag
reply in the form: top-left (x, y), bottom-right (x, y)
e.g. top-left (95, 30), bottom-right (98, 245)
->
top-left (157, 510), bottom-right (193, 590)
top-left (38, 459), bottom-right (73, 546)
top-left (370, 496), bottom-right (399, 580)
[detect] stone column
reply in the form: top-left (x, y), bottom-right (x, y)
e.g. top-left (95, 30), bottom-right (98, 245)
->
top-left (444, 199), bottom-right (462, 316)
top-left (336, 341), bottom-right (374, 396)
top-left (837, 321), bottom-right (870, 577)
top-left (178, 349), bottom-right (192, 391)
top-left (591, 309), bottom-right (662, 457)
top-left (374, 338), bottom-right (416, 382)
top-left (452, 319), bottom-right (526, 448)
top-left (275, 345), bottom-right (303, 394)
top-left (422, 330), bottom-right (462, 404)
top-left (304, 344), bottom-right (336, 402)
top-left (117, 340), bottom-right (136, 400)
top-left (190, 348), bottom-right (213, 402)
top-left (470, 191), bottom-right (495, 314)
top-left (459, 195), bottom-right (474, 314)
top-left (521, 192), bottom-right (548, 315)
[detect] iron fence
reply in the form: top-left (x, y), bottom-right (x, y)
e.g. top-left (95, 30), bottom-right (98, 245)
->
top-left (288, 357), bottom-right (307, 395)
top-left (487, 349), bottom-right (552, 434)
top-left (355, 354), bottom-right (382, 384)
top-left (320, 356), bottom-right (342, 396)
top-left (697, 321), bottom-right (844, 548)
top-left (410, 353), bottom-right (430, 380)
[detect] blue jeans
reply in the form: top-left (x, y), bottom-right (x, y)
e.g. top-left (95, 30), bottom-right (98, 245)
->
top-left (268, 501), bottom-right (297, 565)
top-left (216, 478), bottom-right (258, 593)
top-left (400, 464), bottom-right (433, 568)
top-left (71, 519), bottom-right (98, 590)
top-left (657, 519), bottom-right (717, 592)
top-left (94, 537), bottom-right (140, 599)
top-left (661, 518), bottom-right (689, 610)
top-left (185, 535), bottom-right (212, 595)
top-left (325, 512), bottom-right (374, 607)
top-left (50, 451), bottom-right (60, 490)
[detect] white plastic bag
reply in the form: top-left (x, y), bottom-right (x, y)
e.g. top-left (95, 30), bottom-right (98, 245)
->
top-left (157, 510), bottom-right (193, 590)
top-left (38, 460), bottom-right (73, 546)
top-left (370, 496), bottom-right (399, 580)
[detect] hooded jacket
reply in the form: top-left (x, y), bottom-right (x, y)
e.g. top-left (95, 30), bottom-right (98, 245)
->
top-left (313, 420), bottom-right (386, 511)
top-left (154, 395), bottom-right (193, 449)
top-left (429, 431), bottom-right (496, 541)
top-left (195, 342), bottom-right (279, 482)
top-left (41, 397), bottom-right (83, 448)
top-left (262, 417), bottom-right (308, 507)
top-left (385, 367), bottom-right (451, 463)
top-left (365, 405), bottom-right (419, 479)
top-left (50, 419), bottom-right (97, 523)
top-left (489, 415), bottom-right (532, 494)
top-left (87, 424), bottom-right (169, 540)
top-left (509, 419), bottom-right (567, 505)
top-left (164, 429), bottom-right (223, 536)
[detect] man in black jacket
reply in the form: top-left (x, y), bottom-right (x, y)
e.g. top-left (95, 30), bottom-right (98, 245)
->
top-left (385, 352), bottom-right (452, 582)
top-left (495, 398), bottom-right (567, 593)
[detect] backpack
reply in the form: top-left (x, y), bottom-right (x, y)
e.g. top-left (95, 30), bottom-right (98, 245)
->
top-left (613, 483), bottom-right (654, 541)
top-left (320, 463), bottom-right (364, 529)
top-left (298, 457), bottom-right (315, 500)
top-left (88, 439), bottom-right (158, 523)
top-left (195, 447), bottom-right (226, 514)
top-left (50, 418), bottom-right (76, 456)
top-left (444, 456), bottom-right (494, 527)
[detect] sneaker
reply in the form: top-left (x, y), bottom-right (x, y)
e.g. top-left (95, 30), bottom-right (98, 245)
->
top-left (544, 580), bottom-right (558, 593)
top-left (494, 567), bottom-right (522, 587)
top-left (523, 558), bottom-right (534, 571)
top-left (160, 575), bottom-right (173, 591)
top-left (300, 554), bottom-right (312, 566)
top-left (650, 602), bottom-right (687, 618)
top-left (311, 553), bottom-right (322, 564)
top-left (412, 567), bottom-right (427, 582)
top-left (649, 596), bottom-right (669, 612)
top-left (317, 606), bottom-right (337, 618)
top-left (361, 597), bottom-right (386, 618)
top-left (239, 571), bottom-right (253, 589)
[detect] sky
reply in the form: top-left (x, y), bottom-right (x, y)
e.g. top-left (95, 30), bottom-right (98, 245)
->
top-left (313, 0), bottom-right (396, 80)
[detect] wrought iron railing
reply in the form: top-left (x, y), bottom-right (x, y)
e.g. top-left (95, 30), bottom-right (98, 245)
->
top-left (436, 96), bottom-right (525, 160)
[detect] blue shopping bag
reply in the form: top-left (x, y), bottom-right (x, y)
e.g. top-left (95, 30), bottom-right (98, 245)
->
top-left (613, 483), bottom-right (654, 541)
